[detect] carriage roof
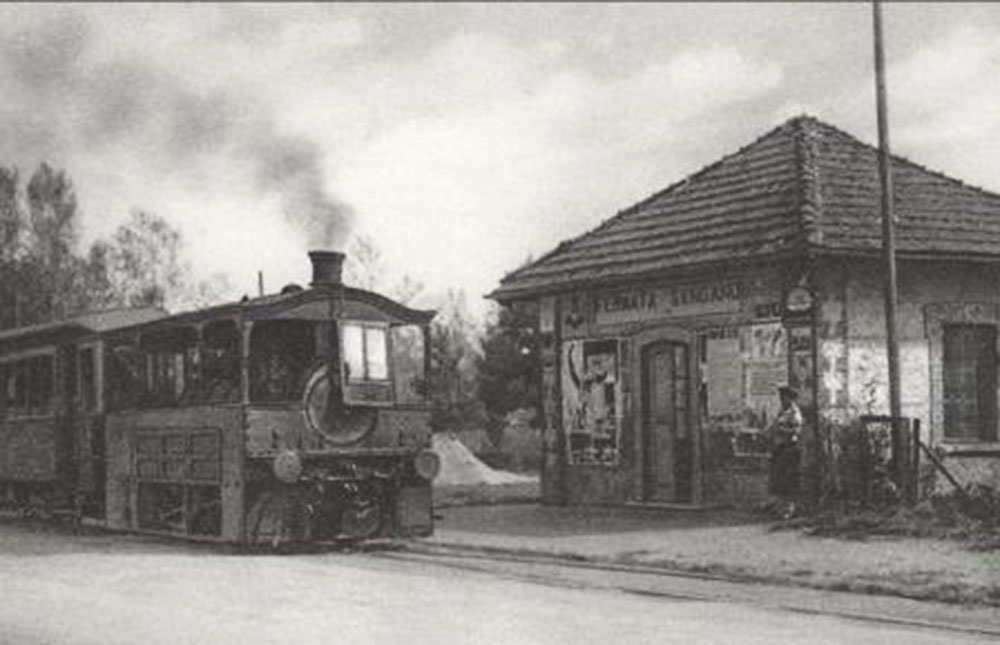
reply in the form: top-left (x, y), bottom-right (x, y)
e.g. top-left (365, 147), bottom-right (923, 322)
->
top-left (103, 284), bottom-right (435, 338)
top-left (0, 307), bottom-right (166, 353)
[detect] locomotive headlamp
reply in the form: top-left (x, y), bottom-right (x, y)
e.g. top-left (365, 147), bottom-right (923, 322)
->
top-left (272, 450), bottom-right (303, 484)
top-left (413, 449), bottom-right (441, 481)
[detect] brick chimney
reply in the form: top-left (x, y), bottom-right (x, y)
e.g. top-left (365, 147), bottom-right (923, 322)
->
top-left (309, 250), bottom-right (345, 288)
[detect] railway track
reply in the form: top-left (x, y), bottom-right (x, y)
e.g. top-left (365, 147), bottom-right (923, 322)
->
top-left (380, 542), bottom-right (1000, 640)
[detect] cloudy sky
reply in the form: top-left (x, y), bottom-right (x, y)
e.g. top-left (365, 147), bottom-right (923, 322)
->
top-left (2, 3), bottom-right (1000, 316)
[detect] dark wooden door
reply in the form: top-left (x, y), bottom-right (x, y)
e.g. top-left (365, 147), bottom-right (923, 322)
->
top-left (642, 341), bottom-right (693, 502)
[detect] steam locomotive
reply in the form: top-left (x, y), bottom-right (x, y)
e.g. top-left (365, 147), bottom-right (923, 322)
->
top-left (0, 251), bottom-right (439, 545)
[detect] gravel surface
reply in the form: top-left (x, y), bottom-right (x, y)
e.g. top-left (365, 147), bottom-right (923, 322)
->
top-left (429, 505), bottom-right (1000, 606)
top-left (0, 519), bottom-right (993, 645)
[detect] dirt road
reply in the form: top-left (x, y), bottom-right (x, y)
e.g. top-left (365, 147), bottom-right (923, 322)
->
top-left (0, 522), bottom-right (992, 645)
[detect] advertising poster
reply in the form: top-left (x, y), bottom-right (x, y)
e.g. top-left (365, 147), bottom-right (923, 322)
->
top-left (745, 323), bottom-right (787, 429)
top-left (706, 336), bottom-right (741, 417)
top-left (561, 339), bottom-right (620, 465)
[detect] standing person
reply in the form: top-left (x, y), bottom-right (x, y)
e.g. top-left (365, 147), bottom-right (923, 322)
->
top-left (767, 386), bottom-right (803, 516)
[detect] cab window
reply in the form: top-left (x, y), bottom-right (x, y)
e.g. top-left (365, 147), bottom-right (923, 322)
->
top-left (249, 320), bottom-right (317, 403)
top-left (342, 323), bottom-right (388, 383)
top-left (391, 324), bottom-right (426, 405)
top-left (341, 322), bottom-right (392, 405)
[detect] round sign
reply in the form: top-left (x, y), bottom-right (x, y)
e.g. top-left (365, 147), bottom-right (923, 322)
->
top-left (272, 450), bottom-right (303, 484)
top-left (413, 449), bottom-right (441, 481)
top-left (784, 286), bottom-right (814, 314)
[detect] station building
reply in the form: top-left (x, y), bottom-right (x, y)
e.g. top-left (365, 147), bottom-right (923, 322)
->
top-left (491, 116), bottom-right (1000, 507)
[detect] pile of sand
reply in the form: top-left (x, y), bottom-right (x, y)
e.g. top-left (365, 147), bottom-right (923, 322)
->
top-left (432, 434), bottom-right (536, 486)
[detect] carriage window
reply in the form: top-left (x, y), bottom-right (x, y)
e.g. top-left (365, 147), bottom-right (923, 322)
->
top-left (28, 356), bottom-right (52, 414)
top-left (0, 362), bottom-right (14, 416)
top-left (141, 327), bottom-right (198, 408)
top-left (106, 340), bottom-right (144, 410)
top-left (201, 320), bottom-right (240, 403)
top-left (249, 320), bottom-right (317, 403)
top-left (78, 347), bottom-right (97, 413)
top-left (342, 323), bottom-right (389, 382)
top-left (0, 354), bottom-right (54, 417)
top-left (0, 363), bottom-right (7, 416)
top-left (392, 325), bottom-right (426, 405)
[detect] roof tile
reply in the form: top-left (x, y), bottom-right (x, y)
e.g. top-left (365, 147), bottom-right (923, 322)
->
top-left (493, 115), bottom-right (1000, 300)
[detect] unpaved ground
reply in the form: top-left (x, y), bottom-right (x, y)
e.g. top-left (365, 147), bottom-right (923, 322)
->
top-left (0, 521), bottom-right (993, 645)
top-left (430, 505), bottom-right (1000, 606)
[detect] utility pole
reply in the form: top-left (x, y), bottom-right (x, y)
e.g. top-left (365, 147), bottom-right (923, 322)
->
top-left (873, 0), bottom-right (905, 480)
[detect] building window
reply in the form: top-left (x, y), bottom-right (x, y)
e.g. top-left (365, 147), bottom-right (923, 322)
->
top-left (942, 324), bottom-right (997, 442)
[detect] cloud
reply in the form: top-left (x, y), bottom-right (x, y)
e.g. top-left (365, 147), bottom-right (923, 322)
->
top-left (891, 27), bottom-right (1000, 140)
top-left (0, 5), bottom-right (359, 296)
top-left (338, 38), bottom-right (783, 303)
top-left (0, 6), bottom-right (794, 312)
top-left (885, 26), bottom-right (1000, 188)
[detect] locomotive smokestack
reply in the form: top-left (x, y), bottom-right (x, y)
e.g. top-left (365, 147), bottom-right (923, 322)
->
top-left (309, 250), bottom-right (345, 288)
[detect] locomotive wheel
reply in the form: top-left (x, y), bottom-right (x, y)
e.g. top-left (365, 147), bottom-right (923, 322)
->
top-left (248, 487), bottom-right (313, 547)
top-left (340, 501), bottom-right (382, 540)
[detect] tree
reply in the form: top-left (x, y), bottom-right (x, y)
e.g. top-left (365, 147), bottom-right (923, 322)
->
top-left (0, 163), bottom-right (89, 327)
top-left (0, 166), bottom-right (21, 263)
top-left (477, 301), bottom-right (541, 446)
top-left (0, 164), bottom-right (230, 329)
top-left (343, 234), bottom-right (384, 292)
top-left (343, 234), bottom-right (424, 305)
top-left (427, 289), bottom-right (486, 435)
top-left (93, 210), bottom-right (231, 312)
top-left (99, 210), bottom-right (185, 309)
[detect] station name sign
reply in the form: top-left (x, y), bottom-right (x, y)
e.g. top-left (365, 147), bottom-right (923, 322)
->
top-left (592, 280), bottom-right (747, 326)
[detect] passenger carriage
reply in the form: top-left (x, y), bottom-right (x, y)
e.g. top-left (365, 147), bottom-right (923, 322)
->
top-left (0, 251), bottom-right (439, 545)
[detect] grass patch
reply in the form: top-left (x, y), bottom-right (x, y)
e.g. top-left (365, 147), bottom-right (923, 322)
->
top-left (767, 487), bottom-right (1000, 551)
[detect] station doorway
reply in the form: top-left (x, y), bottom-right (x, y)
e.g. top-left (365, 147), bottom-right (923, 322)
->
top-left (641, 340), bottom-right (694, 503)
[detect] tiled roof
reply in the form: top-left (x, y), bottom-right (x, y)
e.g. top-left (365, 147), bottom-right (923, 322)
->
top-left (492, 115), bottom-right (1000, 300)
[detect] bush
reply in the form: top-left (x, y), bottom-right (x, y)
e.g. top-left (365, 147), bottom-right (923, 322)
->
top-left (475, 409), bottom-right (542, 473)
top-left (791, 485), bottom-right (1000, 550)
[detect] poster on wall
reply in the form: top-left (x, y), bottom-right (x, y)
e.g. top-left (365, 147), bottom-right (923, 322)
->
top-left (706, 336), bottom-right (741, 417)
top-left (561, 339), bottom-right (620, 465)
top-left (700, 323), bottom-right (789, 456)
top-left (745, 322), bottom-right (787, 429)
top-left (788, 326), bottom-right (815, 407)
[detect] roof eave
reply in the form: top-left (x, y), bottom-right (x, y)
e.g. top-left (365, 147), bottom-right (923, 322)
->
top-left (811, 246), bottom-right (1000, 265)
top-left (489, 249), bottom-right (806, 303)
